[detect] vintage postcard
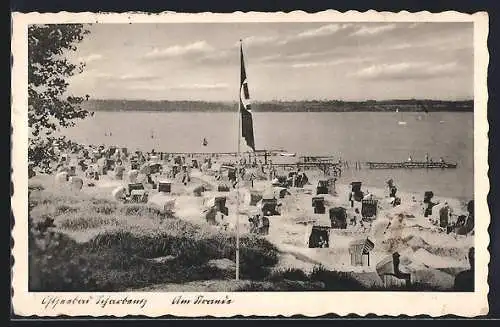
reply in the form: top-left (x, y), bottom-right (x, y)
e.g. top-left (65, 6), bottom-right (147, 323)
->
top-left (11, 11), bottom-right (489, 317)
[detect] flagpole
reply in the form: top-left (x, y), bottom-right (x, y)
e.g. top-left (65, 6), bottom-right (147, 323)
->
top-left (235, 39), bottom-right (242, 281)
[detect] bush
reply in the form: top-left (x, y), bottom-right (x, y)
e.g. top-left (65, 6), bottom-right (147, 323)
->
top-left (368, 282), bottom-right (441, 292)
top-left (59, 214), bottom-right (119, 230)
top-left (28, 182), bottom-right (44, 191)
top-left (28, 219), bottom-right (282, 291)
top-left (29, 228), bottom-right (97, 291)
top-left (55, 204), bottom-right (79, 215)
top-left (308, 265), bottom-right (365, 291)
top-left (237, 281), bottom-right (276, 291)
top-left (90, 199), bottom-right (117, 215)
top-left (267, 268), bottom-right (309, 282)
top-left (119, 203), bottom-right (150, 216)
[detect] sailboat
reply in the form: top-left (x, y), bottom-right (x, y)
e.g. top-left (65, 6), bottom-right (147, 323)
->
top-left (396, 107), bottom-right (407, 125)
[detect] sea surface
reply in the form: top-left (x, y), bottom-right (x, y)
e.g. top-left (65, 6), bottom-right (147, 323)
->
top-left (61, 111), bottom-right (474, 200)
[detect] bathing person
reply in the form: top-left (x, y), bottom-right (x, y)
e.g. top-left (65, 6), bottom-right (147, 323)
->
top-left (259, 212), bottom-right (270, 235)
top-left (439, 202), bottom-right (450, 228)
top-left (350, 208), bottom-right (360, 226)
top-left (114, 160), bottom-right (125, 180)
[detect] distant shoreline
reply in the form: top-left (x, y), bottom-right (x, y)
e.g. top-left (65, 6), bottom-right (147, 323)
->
top-left (82, 99), bottom-right (473, 113)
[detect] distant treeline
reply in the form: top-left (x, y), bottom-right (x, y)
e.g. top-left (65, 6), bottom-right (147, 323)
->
top-left (82, 99), bottom-right (474, 113)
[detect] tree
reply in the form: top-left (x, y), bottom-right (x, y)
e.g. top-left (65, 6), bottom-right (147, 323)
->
top-left (28, 24), bottom-right (91, 173)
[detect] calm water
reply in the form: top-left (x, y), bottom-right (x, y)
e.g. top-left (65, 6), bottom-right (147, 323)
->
top-left (62, 111), bottom-right (474, 199)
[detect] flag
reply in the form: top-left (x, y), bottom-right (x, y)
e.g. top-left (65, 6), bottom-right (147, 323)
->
top-left (362, 237), bottom-right (375, 254)
top-left (240, 43), bottom-right (255, 151)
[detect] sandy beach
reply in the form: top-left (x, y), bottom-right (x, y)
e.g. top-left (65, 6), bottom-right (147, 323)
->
top-left (28, 148), bottom-right (474, 291)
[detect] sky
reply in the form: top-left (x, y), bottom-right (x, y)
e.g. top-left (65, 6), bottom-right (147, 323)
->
top-left (65, 22), bottom-right (474, 101)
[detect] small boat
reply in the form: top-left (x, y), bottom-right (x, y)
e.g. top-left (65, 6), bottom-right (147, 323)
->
top-left (203, 138), bottom-right (208, 146)
top-left (279, 152), bottom-right (296, 157)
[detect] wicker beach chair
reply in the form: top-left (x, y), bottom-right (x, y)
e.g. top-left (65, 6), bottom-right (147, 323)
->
top-left (361, 199), bottom-right (378, 221)
top-left (308, 225), bottom-right (330, 248)
top-left (329, 207), bottom-right (347, 229)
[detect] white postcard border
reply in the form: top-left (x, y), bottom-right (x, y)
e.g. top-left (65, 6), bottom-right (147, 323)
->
top-left (11, 10), bottom-right (490, 317)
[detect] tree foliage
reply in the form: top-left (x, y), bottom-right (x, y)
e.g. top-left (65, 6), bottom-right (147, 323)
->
top-left (28, 24), bottom-right (91, 172)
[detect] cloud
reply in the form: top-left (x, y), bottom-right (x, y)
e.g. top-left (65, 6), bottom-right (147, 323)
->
top-left (291, 57), bottom-right (373, 69)
top-left (353, 61), bottom-right (460, 80)
top-left (238, 23), bottom-right (354, 49)
top-left (387, 43), bottom-right (413, 50)
top-left (278, 23), bottom-right (353, 45)
top-left (196, 50), bottom-right (232, 64)
top-left (170, 83), bottom-right (229, 90)
top-left (92, 72), bottom-right (160, 82)
top-left (240, 35), bottom-right (278, 47)
top-left (351, 24), bottom-right (397, 36)
top-left (384, 31), bottom-right (472, 52)
top-left (144, 41), bottom-right (214, 60)
top-left (258, 54), bottom-right (283, 62)
top-left (92, 72), bottom-right (113, 79)
top-left (291, 62), bottom-right (324, 68)
top-left (287, 52), bottom-right (317, 60)
top-left (285, 49), bottom-right (344, 61)
top-left (297, 23), bottom-right (352, 38)
top-left (125, 84), bottom-right (168, 91)
top-left (78, 54), bottom-right (104, 63)
top-left (118, 74), bottom-right (160, 81)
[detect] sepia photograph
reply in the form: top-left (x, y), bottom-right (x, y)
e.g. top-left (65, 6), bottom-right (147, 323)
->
top-left (12, 11), bottom-right (489, 317)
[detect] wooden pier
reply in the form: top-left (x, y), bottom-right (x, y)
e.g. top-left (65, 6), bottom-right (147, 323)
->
top-left (366, 161), bottom-right (458, 169)
top-left (140, 149), bottom-right (456, 171)
top-left (145, 149), bottom-right (292, 165)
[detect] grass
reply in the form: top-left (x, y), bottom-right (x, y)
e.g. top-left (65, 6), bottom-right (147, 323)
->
top-left (28, 183), bottom-right (280, 291)
top-left (29, 226), bottom-right (278, 291)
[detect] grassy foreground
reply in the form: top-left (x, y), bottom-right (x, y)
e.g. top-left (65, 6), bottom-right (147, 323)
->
top-left (28, 178), bottom-right (437, 292)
